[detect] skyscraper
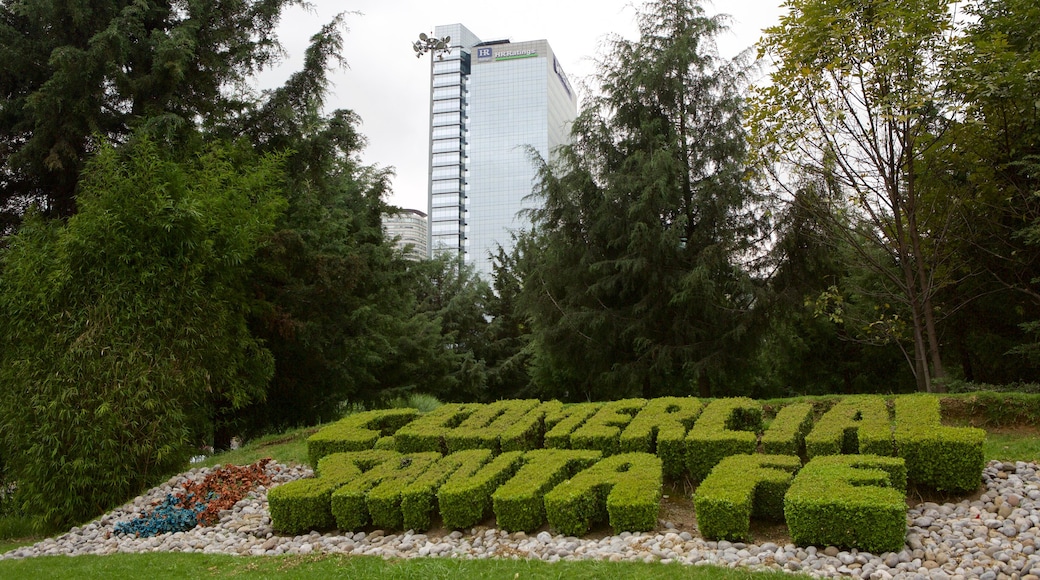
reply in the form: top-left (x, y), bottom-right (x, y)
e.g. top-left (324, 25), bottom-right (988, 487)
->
top-left (426, 23), bottom-right (577, 277)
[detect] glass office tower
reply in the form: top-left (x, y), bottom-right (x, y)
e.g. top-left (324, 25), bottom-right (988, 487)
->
top-left (426, 23), bottom-right (577, 278)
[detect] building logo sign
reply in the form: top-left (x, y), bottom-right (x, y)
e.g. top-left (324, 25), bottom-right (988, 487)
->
top-left (476, 47), bottom-right (539, 63)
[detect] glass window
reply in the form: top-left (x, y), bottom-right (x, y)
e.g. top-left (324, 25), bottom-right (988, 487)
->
top-left (432, 138), bottom-right (461, 153)
top-left (432, 86), bottom-right (460, 100)
top-left (432, 111), bottom-right (461, 126)
top-left (432, 125), bottom-right (461, 139)
top-left (431, 151), bottom-right (460, 166)
top-left (432, 99), bottom-right (462, 113)
top-left (431, 179), bottom-right (460, 194)
top-left (432, 166), bottom-right (460, 180)
top-left (431, 221), bottom-right (460, 234)
top-left (432, 74), bottom-right (460, 88)
top-left (431, 207), bottom-right (459, 220)
top-left (432, 60), bottom-right (461, 74)
top-left (432, 193), bottom-right (460, 206)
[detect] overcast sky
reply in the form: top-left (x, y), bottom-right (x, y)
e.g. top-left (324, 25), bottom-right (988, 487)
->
top-left (258, 0), bottom-right (787, 211)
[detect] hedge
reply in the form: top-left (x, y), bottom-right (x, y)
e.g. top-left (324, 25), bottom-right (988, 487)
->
top-left (445, 399), bottom-right (542, 454)
top-left (544, 452), bottom-right (662, 536)
top-left (544, 403), bottom-right (602, 449)
top-left (619, 396), bottom-right (704, 479)
top-left (805, 396), bottom-right (893, 458)
top-left (501, 400), bottom-right (563, 452)
top-left (399, 449), bottom-right (494, 531)
top-left (694, 454), bottom-right (801, 542)
top-left (330, 452), bottom-right (442, 531)
top-left (761, 403), bottom-right (813, 456)
top-left (784, 454), bottom-right (907, 554)
top-left (438, 451), bottom-right (525, 529)
top-left (269, 449), bottom-right (398, 535)
top-left (491, 449), bottom-right (601, 532)
top-left (569, 399), bottom-right (647, 456)
top-left (894, 395), bottom-right (985, 493)
top-left (394, 404), bottom-right (479, 454)
top-left (685, 398), bottom-right (763, 481)
top-left (306, 408), bottom-right (419, 467)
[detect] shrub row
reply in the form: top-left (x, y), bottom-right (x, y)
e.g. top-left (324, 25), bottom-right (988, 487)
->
top-left (784, 455), bottom-right (908, 554)
top-left (695, 454), bottom-right (801, 542)
top-left (894, 395), bottom-right (986, 493)
top-left (269, 449), bottom-right (663, 537)
top-left (304, 395), bottom-right (983, 493)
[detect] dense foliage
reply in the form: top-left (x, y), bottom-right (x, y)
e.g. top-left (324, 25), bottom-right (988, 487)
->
top-left (0, 139), bottom-right (284, 528)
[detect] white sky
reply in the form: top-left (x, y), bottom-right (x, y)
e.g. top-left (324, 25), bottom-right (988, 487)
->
top-left (260, 0), bottom-right (787, 211)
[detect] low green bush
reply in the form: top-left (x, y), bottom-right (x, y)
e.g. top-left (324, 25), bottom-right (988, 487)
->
top-left (269, 450), bottom-right (398, 535)
top-left (399, 449), bottom-right (494, 531)
top-left (784, 454), bottom-right (907, 553)
top-left (438, 451), bottom-right (525, 529)
top-left (394, 404), bottom-right (479, 454)
top-left (491, 449), bottom-right (601, 532)
top-left (694, 454), bottom-right (801, 542)
top-left (618, 397), bottom-right (704, 479)
top-left (761, 403), bottom-right (813, 456)
top-left (544, 403), bottom-right (602, 449)
top-left (501, 401), bottom-right (562, 452)
top-left (543, 452), bottom-right (662, 536)
top-left (894, 395), bottom-right (985, 493)
top-left (805, 396), bottom-right (892, 458)
top-left (685, 398), bottom-right (763, 481)
top-left (306, 409), bottom-right (419, 467)
top-left (569, 399), bottom-right (647, 456)
top-left (445, 400), bottom-right (542, 454)
top-left (330, 452), bottom-right (442, 531)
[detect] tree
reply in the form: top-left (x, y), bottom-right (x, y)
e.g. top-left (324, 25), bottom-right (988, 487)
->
top-left (0, 138), bottom-right (284, 529)
top-left (517, 0), bottom-right (764, 400)
top-left (946, 0), bottom-right (1040, 378)
top-left (752, 0), bottom-right (964, 392)
top-left (0, 0), bottom-right (299, 230)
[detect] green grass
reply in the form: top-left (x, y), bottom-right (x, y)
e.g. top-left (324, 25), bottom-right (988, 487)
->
top-left (0, 552), bottom-right (802, 579)
top-left (984, 430), bottom-right (1040, 463)
top-left (196, 425), bottom-right (318, 469)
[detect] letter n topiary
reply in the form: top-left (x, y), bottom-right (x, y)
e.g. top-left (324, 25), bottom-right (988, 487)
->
top-left (438, 451), bottom-right (525, 529)
top-left (785, 455), bottom-right (907, 553)
top-left (492, 449), bottom-right (601, 532)
top-left (445, 399), bottom-right (542, 454)
top-left (544, 452), bottom-right (662, 536)
top-left (695, 454), bottom-right (801, 542)
top-left (399, 449), bottom-right (494, 531)
top-left (394, 403), bottom-right (480, 454)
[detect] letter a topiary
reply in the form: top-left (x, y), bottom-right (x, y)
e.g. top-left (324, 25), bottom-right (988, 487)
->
top-left (492, 449), bottom-right (601, 532)
top-left (544, 452), bottom-right (662, 536)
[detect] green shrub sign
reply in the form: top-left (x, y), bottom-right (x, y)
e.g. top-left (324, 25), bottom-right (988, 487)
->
top-left (268, 395), bottom-right (984, 553)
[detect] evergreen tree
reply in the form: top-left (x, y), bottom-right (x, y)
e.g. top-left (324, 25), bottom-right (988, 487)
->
top-left (0, 0), bottom-right (298, 230)
top-left (518, 0), bottom-right (764, 400)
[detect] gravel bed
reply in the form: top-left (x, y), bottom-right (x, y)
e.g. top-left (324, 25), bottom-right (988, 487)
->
top-left (5, 459), bottom-right (1040, 579)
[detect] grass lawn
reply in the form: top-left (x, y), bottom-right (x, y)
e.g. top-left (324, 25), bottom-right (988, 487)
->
top-left (0, 552), bottom-right (802, 579)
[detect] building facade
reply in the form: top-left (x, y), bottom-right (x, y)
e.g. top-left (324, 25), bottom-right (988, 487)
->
top-left (383, 208), bottom-right (429, 261)
top-left (426, 23), bottom-right (577, 277)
